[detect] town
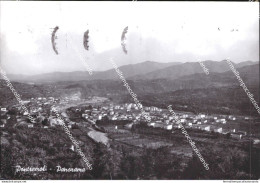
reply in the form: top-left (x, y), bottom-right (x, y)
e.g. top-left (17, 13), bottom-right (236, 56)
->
top-left (1, 95), bottom-right (260, 145)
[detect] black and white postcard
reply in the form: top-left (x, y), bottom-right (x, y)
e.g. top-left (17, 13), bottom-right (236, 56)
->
top-left (0, 1), bottom-right (259, 182)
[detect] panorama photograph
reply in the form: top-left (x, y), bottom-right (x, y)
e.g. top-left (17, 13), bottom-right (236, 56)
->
top-left (0, 1), bottom-right (259, 181)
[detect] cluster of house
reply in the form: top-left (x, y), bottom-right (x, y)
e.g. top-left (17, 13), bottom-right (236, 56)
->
top-left (0, 95), bottom-right (109, 130)
top-left (79, 103), bottom-right (256, 141)
top-left (1, 99), bottom-right (260, 145)
top-left (0, 107), bottom-right (8, 128)
top-left (147, 113), bottom-right (250, 140)
top-left (81, 103), bottom-right (162, 122)
top-left (0, 97), bottom-right (58, 128)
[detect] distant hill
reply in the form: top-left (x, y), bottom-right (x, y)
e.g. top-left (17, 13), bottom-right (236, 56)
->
top-left (1, 64), bottom-right (259, 115)
top-left (130, 60), bottom-right (259, 80)
top-left (6, 61), bottom-right (181, 83)
top-left (90, 61), bottom-right (181, 80)
top-left (4, 60), bottom-right (258, 83)
top-left (236, 61), bottom-right (258, 68)
top-left (7, 71), bottom-right (93, 83)
top-left (173, 63), bottom-right (259, 89)
top-left (1, 64), bottom-right (258, 102)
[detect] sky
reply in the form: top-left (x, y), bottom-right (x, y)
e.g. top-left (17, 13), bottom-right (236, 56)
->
top-left (0, 1), bottom-right (259, 75)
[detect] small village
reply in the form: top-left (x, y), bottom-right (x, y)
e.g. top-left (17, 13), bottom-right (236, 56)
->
top-left (1, 95), bottom-right (260, 145)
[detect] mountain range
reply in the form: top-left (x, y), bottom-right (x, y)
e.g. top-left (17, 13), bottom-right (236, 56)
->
top-left (0, 60), bottom-right (259, 116)
top-left (4, 60), bottom-right (258, 83)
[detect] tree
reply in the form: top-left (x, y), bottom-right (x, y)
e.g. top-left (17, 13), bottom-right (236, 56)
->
top-left (91, 143), bottom-right (106, 179)
top-left (42, 118), bottom-right (49, 126)
top-left (1, 145), bottom-right (15, 179)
